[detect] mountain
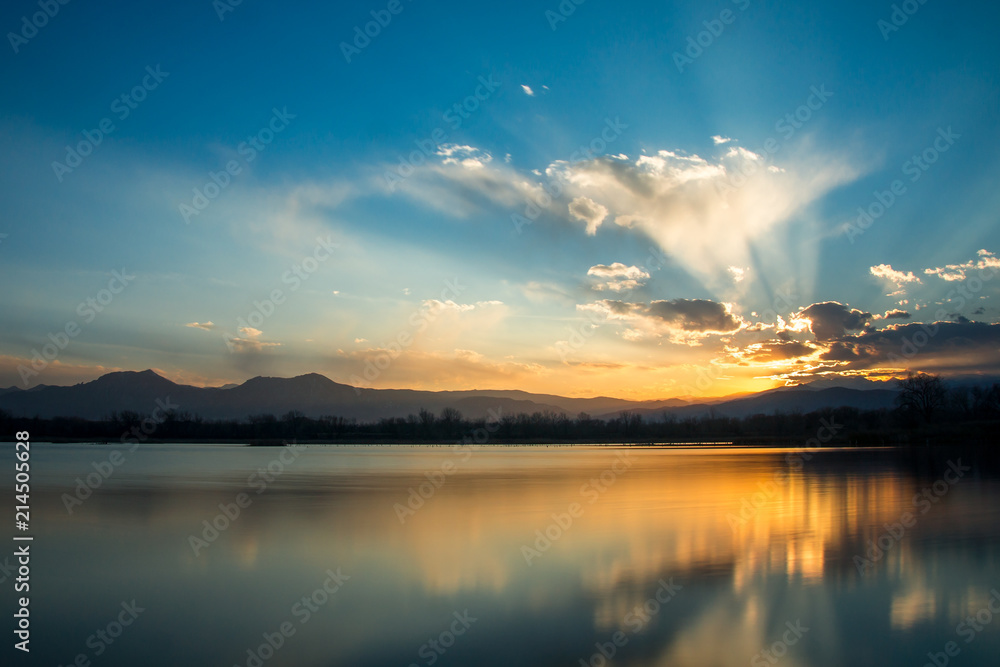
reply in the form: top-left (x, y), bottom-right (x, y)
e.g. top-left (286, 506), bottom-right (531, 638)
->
top-left (0, 371), bottom-right (583, 421)
top-left (601, 386), bottom-right (900, 421)
top-left (0, 369), bottom-right (904, 422)
top-left (0, 370), bottom-right (192, 419)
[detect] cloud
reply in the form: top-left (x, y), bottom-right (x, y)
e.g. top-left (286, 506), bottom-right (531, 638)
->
top-left (727, 266), bottom-right (747, 283)
top-left (880, 309), bottom-right (911, 320)
top-left (542, 145), bottom-right (858, 286)
top-left (717, 319), bottom-right (1000, 384)
top-left (394, 139), bottom-right (857, 289)
top-left (796, 302), bottom-right (872, 341)
top-left (225, 327), bottom-right (280, 353)
top-left (518, 280), bottom-right (573, 304)
top-left (725, 146), bottom-right (761, 162)
top-left (870, 264), bottom-right (921, 284)
top-left (818, 341), bottom-right (879, 363)
top-left (587, 263), bottom-right (650, 292)
top-left (581, 298), bottom-right (745, 344)
top-left (870, 264), bottom-right (921, 295)
top-left (923, 249), bottom-right (1000, 281)
top-left (568, 196), bottom-right (608, 235)
top-left (422, 299), bottom-right (476, 314)
top-left (436, 144), bottom-right (492, 169)
top-left (728, 340), bottom-right (821, 364)
top-left (420, 299), bottom-right (504, 317)
top-left (735, 321), bottom-right (1000, 386)
top-left (645, 299), bottom-right (745, 332)
top-left (587, 263), bottom-right (647, 279)
top-left (387, 147), bottom-right (545, 218)
top-left (823, 321), bottom-right (1000, 373)
top-left (712, 135), bottom-right (733, 145)
top-left (185, 321), bottom-right (216, 331)
top-left (520, 84), bottom-right (535, 96)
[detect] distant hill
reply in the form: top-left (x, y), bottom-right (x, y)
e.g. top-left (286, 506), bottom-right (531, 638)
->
top-left (0, 370), bottom-right (655, 421)
top-left (651, 386), bottom-right (900, 420)
top-left (0, 369), bottom-right (909, 422)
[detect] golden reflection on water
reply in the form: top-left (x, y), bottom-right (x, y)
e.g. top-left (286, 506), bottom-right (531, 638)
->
top-left (33, 445), bottom-right (1000, 667)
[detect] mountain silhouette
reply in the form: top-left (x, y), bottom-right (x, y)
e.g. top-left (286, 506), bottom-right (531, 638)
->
top-left (0, 369), bottom-right (904, 421)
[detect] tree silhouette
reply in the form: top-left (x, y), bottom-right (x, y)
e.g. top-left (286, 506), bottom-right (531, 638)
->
top-left (895, 372), bottom-right (946, 423)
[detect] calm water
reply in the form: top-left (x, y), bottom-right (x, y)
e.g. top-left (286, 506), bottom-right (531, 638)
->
top-left (5, 443), bottom-right (1000, 666)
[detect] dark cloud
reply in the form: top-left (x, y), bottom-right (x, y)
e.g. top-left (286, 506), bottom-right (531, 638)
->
top-left (745, 340), bottom-right (818, 362)
top-left (799, 302), bottom-right (872, 341)
top-left (580, 298), bottom-right (745, 342)
top-left (644, 299), bottom-right (744, 332)
top-left (828, 321), bottom-right (1000, 373)
top-left (820, 341), bottom-right (878, 362)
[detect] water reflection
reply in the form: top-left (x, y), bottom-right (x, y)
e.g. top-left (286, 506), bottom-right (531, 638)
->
top-left (12, 444), bottom-right (1000, 666)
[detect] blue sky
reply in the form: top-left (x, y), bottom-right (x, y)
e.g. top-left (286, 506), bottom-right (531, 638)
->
top-left (2, 0), bottom-right (999, 397)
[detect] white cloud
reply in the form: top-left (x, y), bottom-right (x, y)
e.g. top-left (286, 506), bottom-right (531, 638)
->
top-left (422, 299), bottom-right (476, 314)
top-left (568, 196), bottom-right (608, 235)
top-left (923, 249), bottom-right (1000, 281)
top-left (185, 321), bottom-right (216, 331)
top-left (587, 263), bottom-right (648, 279)
top-left (436, 144), bottom-right (492, 169)
top-left (870, 264), bottom-right (921, 284)
top-left (521, 84), bottom-right (535, 96)
top-left (587, 263), bottom-right (650, 291)
top-left (394, 138), bottom-right (859, 287)
top-left (727, 266), bottom-right (747, 283)
top-left (870, 263), bottom-right (921, 295)
top-left (725, 146), bottom-right (762, 161)
top-left (542, 145), bottom-right (858, 285)
top-left (226, 327), bottom-right (281, 353)
top-left (712, 135), bottom-right (733, 145)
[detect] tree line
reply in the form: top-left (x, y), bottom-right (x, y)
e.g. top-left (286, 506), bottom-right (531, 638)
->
top-left (3, 374), bottom-right (999, 445)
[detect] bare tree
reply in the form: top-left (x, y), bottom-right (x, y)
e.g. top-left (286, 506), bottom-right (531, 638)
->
top-left (895, 373), bottom-right (947, 422)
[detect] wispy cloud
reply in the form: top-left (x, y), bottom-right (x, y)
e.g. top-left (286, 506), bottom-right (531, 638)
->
top-left (185, 321), bottom-right (216, 331)
top-left (393, 140), bottom-right (858, 289)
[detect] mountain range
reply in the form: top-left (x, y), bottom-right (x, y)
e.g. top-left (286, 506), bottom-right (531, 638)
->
top-left (0, 369), bottom-right (913, 422)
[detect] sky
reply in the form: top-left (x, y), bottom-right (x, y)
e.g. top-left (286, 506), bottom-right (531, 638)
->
top-left (1, 0), bottom-right (999, 399)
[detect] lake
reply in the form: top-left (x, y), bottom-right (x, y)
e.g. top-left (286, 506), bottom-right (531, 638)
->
top-left (7, 443), bottom-right (1000, 666)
